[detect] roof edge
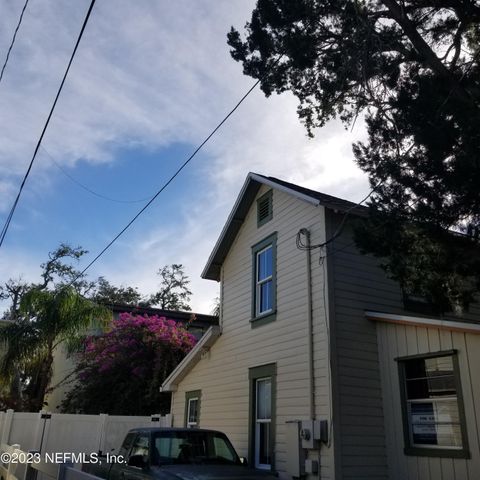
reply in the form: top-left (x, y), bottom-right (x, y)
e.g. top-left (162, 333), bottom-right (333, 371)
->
top-left (160, 326), bottom-right (221, 392)
top-left (201, 172), bottom-right (322, 280)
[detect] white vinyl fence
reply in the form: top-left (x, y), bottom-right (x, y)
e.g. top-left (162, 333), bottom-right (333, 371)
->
top-left (0, 410), bottom-right (171, 479)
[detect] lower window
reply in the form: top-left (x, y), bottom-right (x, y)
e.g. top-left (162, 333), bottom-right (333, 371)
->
top-left (249, 364), bottom-right (276, 471)
top-left (397, 350), bottom-right (469, 457)
top-left (185, 390), bottom-right (201, 428)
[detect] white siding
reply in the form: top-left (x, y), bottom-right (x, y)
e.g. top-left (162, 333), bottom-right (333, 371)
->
top-left (377, 322), bottom-right (480, 480)
top-left (171, 186), bottom-right (335, 480)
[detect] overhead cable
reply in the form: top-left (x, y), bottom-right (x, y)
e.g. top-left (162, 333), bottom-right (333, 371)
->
top-left (0, 0), bottom-right (30, 85)
top-left (71, 57), bottom-right (283, 283)
top-left (0, 0), bottom-right (97, 248)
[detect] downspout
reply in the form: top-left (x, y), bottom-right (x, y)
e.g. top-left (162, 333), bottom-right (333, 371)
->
top-left (300, 228), bottom-right (315, 420)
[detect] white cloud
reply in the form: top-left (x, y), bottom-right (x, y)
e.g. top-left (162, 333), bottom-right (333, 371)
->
top-left (0, 0), bottom-right (370, 312)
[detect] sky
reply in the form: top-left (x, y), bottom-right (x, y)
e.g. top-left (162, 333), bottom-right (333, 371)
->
top-left (0, 0), bottom-right (369, 314)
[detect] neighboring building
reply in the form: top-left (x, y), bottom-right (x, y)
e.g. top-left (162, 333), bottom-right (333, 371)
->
top-left (161, 172), bottom-right (480, 480)
top-left (46, 306), bottom-right (218, 411)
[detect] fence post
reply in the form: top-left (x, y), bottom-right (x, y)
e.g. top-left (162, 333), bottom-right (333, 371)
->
top-left (1, 409), bottom-right (14, 445)
top-left (96, 414), bottom-right (108, 455)
top-left (32, 410), bottom-right (49, 452)
top-left (24, 451), bottom-right (40, 480)
top-left (164, 413), bottom-right (172, 427)
top-left (57, 462), bottom-right (73, 480)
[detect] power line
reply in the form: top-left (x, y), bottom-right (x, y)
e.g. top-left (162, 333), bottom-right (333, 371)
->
top-left (0, 0), bottom-right (30, 85)
top-left (0, 0), bottom-right (97, 248)
top-left (72, 57), bottom-right (282, 283)
top-left (41, 145), bottom-right (153, 204)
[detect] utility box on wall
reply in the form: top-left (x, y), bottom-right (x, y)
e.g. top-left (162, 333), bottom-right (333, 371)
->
top-left (286, 421), bottom-right (305, 478)
top-left (300, 419), bottom-right (328, 448)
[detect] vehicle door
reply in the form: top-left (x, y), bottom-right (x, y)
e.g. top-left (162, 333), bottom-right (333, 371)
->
top-left (109, 432), bottom-right (152, 480)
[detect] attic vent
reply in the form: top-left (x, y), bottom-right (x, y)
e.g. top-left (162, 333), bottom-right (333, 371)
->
top-left (257, 190), bottom-right (273, 227)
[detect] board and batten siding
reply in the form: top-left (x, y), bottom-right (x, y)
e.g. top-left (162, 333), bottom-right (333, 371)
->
top-left (171, 185), bottom-right (335, 480)
top-left (377, 322), bottom-right (480, 480)
top-left (327, 209), bottom-right (480, 480)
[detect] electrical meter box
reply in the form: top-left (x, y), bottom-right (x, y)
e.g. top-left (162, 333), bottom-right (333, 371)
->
top-left (286, 421), bottom-right (305, 478)
top-left (300, 420), bottom-right (329, 448)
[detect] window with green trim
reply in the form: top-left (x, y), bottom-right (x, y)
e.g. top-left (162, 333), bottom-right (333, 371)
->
top-left (397, 350), bottom-right (469, 458)
top-left (249, 364), bottom-right (276, 471)
top-left (251, 233), bottom-right (277, 326)
top-left (185, 390), bottom-right (201, 428)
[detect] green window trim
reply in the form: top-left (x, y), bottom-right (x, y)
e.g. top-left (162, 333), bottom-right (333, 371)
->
top-left (396, 350), bottom-right (470, 458)
top-left (248, 363), bottom-right (276, 472)
top-left (184, 390), bottom-right (201, 428)
top-left (251, 232), bottom-right (277, 327)
top-left (257, 190), bottom-right (273, 227)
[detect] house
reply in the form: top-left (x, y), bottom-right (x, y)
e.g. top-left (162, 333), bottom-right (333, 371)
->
top-left (45, 306), bottom-right (218, 411)
top-left (161, 172), bottom-right (480, 480)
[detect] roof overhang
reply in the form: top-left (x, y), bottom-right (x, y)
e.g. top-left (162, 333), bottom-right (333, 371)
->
top-left (202, 172), bottom-right (321, 281)
top-left (160, 326), bottom-right (221, 392)
top-left (366, 311), bottom-right (480, 334)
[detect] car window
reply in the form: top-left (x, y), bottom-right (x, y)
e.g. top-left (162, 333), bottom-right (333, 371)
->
top-left (119, 433), bottom-right (136, 458)
top-left (130, 434), bottom-right (149, 459)
top-left (213, 436), bottom-right (237, 463)
top-left (153, 431), bottom-right (239, 466)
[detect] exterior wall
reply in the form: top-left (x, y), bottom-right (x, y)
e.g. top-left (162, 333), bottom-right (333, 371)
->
top-left (327, 210), bottom-right (480, 480)
top-left (44, 345), bottom-right (76, 411)
top-left (171, 186), bottom-right (335, 479)
top-left (377, 322), bottom-right (480, 480)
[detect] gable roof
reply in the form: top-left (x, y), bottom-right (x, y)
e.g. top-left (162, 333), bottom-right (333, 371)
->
top-left (202, 172), bottom-right (367, 281)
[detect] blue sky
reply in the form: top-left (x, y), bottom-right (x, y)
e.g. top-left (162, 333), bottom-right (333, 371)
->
top-left (0, 0), bottom-right (369, 313)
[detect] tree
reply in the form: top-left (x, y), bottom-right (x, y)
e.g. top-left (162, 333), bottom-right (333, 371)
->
top-left (0, 286), bottom-right (109, 411)
top-left (91, 277), bottom-right (149, 307)
top-left (149, 264), bottom-right (192, 311)
top-left (0, 244), bottom-right (109, 410)
top-left (228, 0), bottom-right (480, 311)
top-left (60, 312), bottom-right (196, 415)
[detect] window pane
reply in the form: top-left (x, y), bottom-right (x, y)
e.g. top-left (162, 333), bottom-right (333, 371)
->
top-left (188, 398), bottom-right (198, 424)
top-left (259, 281), bottom-right (272, 313)
top-left (405, 356), bottom-right (453, 380)
top-left (257, 378), bottom-right (271, 420)
top-left (258, 423), bottom-right (270, 466)
top-left (257, 247), bottom-right (272, 281)
top-left (406, 375), bottom-right (456, 399)
top-left (213, 437), bottom-right (237, 463)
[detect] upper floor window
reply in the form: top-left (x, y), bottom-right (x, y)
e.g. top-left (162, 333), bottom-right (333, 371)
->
top-left (397, 350), bottom-right (469, 458)
top-left (251, 233), bottom-right (277, 327)
top-left (257, 190), bottom-right (273, 227)
top-left (256, 246), bottom-right (273, 314)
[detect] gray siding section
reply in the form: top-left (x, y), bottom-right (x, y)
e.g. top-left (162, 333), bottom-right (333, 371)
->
top-left (327, 210), bottom-right (480, 480)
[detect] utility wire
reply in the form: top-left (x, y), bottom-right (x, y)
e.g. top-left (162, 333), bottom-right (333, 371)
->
top-left (41, 146), bottom-right (153, 204)
top-left (0, 0), bottom-right (97, 248)
top-left (0, 0), bottom-right (30, 85)
top-left (71, 57), bottom-right (282, 283)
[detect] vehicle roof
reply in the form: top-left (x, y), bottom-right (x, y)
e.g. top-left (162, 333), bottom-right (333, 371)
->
top-left (127, 427), bottom-right (228, 434)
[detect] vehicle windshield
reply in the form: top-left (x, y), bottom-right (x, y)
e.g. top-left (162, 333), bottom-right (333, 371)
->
top-left (153, 431), bottom-right (241, 466)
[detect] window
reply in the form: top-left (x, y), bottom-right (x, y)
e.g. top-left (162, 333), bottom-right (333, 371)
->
top-left (185, 390), bottom-right (201, 428)
top-left (397, 350), bottom-right (469, 458)
top-left (249, 364), bottom-right (276, 471)
top-left (251, 233), bottom-right (277, 327)
top-left (257, 190), bottom-right (273, 227)
top-left (153, 430), bottom-right (240, 465)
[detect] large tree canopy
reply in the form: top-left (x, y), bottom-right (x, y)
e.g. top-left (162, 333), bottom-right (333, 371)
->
top-left (228, 0), bottom-right (480, 312)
